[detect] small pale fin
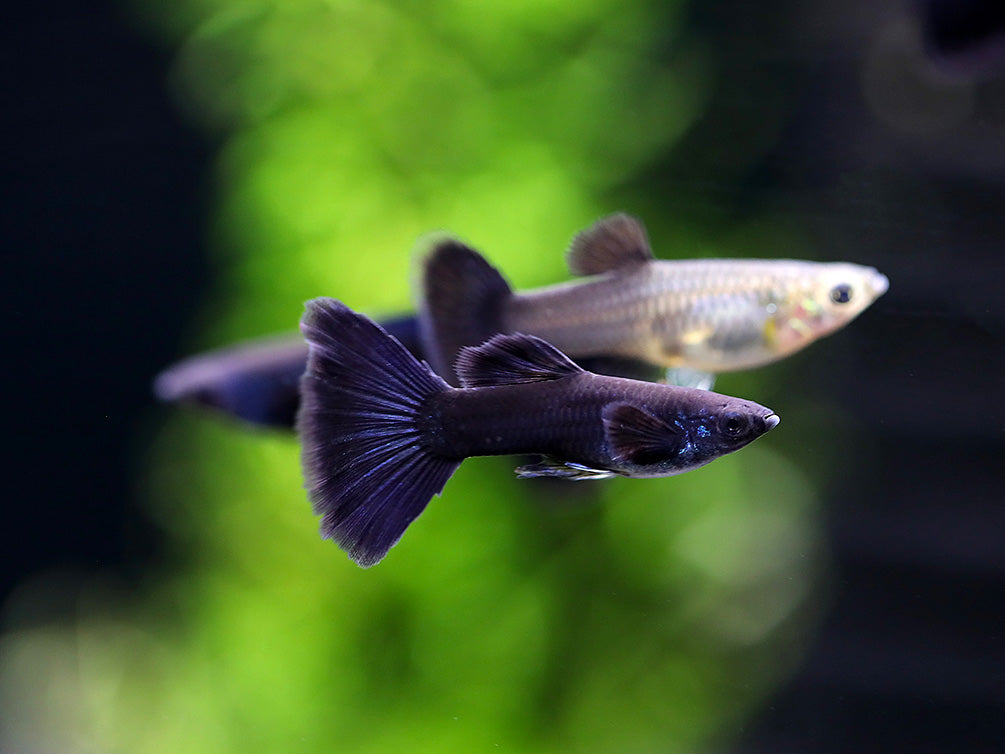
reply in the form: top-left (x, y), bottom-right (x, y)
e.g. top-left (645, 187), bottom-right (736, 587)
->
top-left (602, 402), bottom-right (680, 465)
top-left (566, 213), bottom-right (654, 276)
top-left (455, 333), bottom-right (584, 388)
top-left (664, 367), bottom-right (716, 391)
top-left (515, 458), bottom-right (616, 481)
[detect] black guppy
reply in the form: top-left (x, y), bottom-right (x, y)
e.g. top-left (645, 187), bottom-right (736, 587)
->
top-left (298, 298), bottom-right (779, 567)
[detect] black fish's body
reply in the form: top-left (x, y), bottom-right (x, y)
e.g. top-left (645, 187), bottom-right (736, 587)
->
top-left (426, 375), bottom-right (764, 479)
top-left (298, 299), bottom-right (778, 566)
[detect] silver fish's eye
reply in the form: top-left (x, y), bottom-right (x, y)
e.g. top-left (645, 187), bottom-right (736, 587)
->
top-left (720, 411), bottom-right (749, 438)
top-left (829, 283), bottom-right (853, 304)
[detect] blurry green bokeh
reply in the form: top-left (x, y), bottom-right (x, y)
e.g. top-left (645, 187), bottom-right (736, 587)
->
top-left (0, 1), bottom-right (825, 752)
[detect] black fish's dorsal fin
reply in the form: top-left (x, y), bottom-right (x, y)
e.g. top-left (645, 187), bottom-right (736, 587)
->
top-left (418, 237), bottom-right (513, 386)
top-left (566, 213), bottom-right (654, 276)
top-left (602, 402), bottom-right (680, 465)
top-left (454, 333), bottom-right (585, 388)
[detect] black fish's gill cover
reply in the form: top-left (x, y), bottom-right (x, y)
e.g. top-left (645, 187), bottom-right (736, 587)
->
top-left (566, 212), bottom-right (654, 276)
top-left (419, 238), bottom-right (512, 384)
top-left (298, 298), bottom-right (460, 567)
top-left (454, 332), bottom-right (585, 388)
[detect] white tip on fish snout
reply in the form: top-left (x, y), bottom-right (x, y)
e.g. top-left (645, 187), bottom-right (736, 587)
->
top-left (869, 270), bottom-right (890, 298)
top-left (764, 414), bottom-right (780, 430)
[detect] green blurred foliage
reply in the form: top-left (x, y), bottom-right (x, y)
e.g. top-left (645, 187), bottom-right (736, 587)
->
top-left (0, 1), bottom-right (825, 751)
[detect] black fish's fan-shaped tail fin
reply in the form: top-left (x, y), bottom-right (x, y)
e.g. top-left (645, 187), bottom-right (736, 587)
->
top-left (418, 237), bottom-right (513, 385)
top-left (298, 298), bottom-right (461, 567)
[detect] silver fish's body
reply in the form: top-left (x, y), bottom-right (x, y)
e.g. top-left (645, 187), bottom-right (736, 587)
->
top-left (420, 213), bottom-right (889, 383)
top-left (507, 257), bottom-right (889, 373)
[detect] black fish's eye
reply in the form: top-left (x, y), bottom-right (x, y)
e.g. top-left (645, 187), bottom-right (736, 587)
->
top-left (829, 283), bottom-right (853, 304)
top-left (720, 411), bottom-right (748, 438)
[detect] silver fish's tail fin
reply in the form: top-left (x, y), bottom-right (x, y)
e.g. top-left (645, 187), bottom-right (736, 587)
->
top-left (298, 298), bottom-right (461, 567)
top-left (418, 238), bottom-right (513, 385)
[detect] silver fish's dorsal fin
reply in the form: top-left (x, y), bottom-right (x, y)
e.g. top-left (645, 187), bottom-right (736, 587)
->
top-left (566, 213), bottom-right (654, 276)
top-left (514, 458), bottom-right (616, 480)
top-left (602, 402), bottom-right (680, 465)
top-left (454, 333), bottom-right (585, 388)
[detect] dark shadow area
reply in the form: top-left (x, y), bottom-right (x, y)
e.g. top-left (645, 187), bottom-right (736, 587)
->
top-left (0, 4), bottom-right (210, 610)
top-left (660, 2), bottom-right (1004, 751)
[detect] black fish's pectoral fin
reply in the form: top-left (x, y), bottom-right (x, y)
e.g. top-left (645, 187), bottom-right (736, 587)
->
top-left (566, 213), bottom-right (654, 276)
top-left (515, 458), bottom-right (616, 481)
top-left (418, 237), bottom-right (512, 385)
top-left (664, 367), bottom-right (716, 391)
top-left (454, 333), bottom-right (585, 388)
top-left (602, 403), bottom-right (680, 466)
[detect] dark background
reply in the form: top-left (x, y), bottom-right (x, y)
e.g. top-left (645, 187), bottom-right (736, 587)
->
top-left (3, 1), bottom-right (1002, 752)
top-left (2, 4), bottom-right (209, 607)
